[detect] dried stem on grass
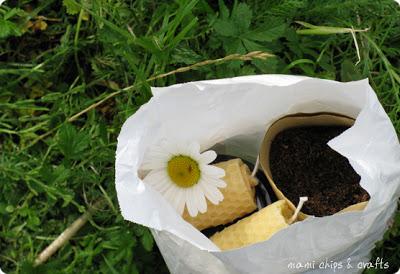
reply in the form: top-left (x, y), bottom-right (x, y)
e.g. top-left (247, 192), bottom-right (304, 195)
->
top-left (67, 51), bottom-right (273, 122)
top-left (34, 200), bottom-right (103, 266)
top-left (23, 51), bottom-right (272, 150)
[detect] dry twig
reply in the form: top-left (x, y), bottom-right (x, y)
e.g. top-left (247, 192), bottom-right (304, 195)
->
top-left (67, 51), bottom-right (274, 122)
top-left (34, 200), bottom-right (103, 266)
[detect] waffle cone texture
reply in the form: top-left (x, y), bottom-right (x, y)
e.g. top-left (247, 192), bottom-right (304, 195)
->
top-left (210, 200), bottom-right (293, 250)
top-left (182, 158), bottom-right (258, 231)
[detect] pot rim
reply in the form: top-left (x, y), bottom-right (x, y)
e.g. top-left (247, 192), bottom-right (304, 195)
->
top-left (259, 112), bottom-right (368, 220)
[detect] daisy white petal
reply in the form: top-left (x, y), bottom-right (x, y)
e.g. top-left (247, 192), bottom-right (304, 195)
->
top-left (198, 150), bottom-right (217, 165)
top-left (141, 158), bottom-right (167, 170)
top-left (163, 184), bottom-right (178, 206)
top-left (141, 150), bottom-right (172, 170)
top-left (172, 142), bottom-right (187, 155)
top-left (202, 174), bottom-right (227, 188)
top-left (170, 188), bottom-right (185, 215)
top-left (143, 169), bottom-right (165, 185)
top-left (213, 178), bottom-right (227, 188)
top-left (201, 165), bottom-right (225, 179)
top-left (200, 181), bottom-right (224, 204)
top-left (186, 189), bottom-right (199, 217)
top-left (193, 184), bottom-right (207, 214)
top-left (151, 177), bottom-right (171, 193)
top-left (142, 140), bottom-right (225, 217)
top-left (175, 191), bottom-right (186, 215)
top-left (143, 169), bottom-right (173, 193)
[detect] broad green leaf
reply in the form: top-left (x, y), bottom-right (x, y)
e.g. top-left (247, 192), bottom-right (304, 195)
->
top-left (242, 38), bottom-right (264, 51)
top-left (242, 24), bottom-right (287, 42)
top-left (222, 37), bottom-right (245, 54)
top-left (0, 19), bottom-right (23, 38)
top-left (213, 19), bottom-right (236, 37)
top-left (171, 46), bottom-right (203, 65)
top-left (27, 215), bottom-right (40, 228)
top-left (341, 59), bottom-right (363, 82)
top-left (218, 0), bottom-right (229, 19)
top-left (132, 225), bottom-right (145, 237)
top-left (237, 65), bottom-right (256, 76)
top-left (57, 124), bottom-right (90, 160)
top-left (40, 165), bottom-right (71, 186)
top-left (213, 3), bottom-right (252, 37)
top-left (140, 229), bottom-right (154, 252)
top-left (63, 0), bottom-right (81, 15)
top-left (232, 3), bottom-right (252, 32)
top-left (252, 57), bottom-right (280, 74)
top-left (4, 8), bottom-right (26, 20)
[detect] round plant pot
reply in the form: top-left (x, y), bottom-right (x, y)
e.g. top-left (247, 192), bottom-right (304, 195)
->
top-left (259, 112), bottom-right (368, 220)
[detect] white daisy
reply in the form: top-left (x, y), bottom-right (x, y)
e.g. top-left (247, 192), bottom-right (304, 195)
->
top-left (141, 140), bottom-right (226, 217)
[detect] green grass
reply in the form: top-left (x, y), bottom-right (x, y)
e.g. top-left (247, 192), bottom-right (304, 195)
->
top-left (1, 0), bottom-right (400, 273)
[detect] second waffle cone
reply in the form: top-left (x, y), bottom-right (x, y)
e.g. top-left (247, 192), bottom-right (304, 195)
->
top-left (210, 200), bottom-right (293, 250)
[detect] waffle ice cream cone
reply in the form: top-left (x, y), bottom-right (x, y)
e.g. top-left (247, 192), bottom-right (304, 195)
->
top-left (182, 158), bottom-right (258, 231)
top-left (210, 200), bottom-right (293, 250)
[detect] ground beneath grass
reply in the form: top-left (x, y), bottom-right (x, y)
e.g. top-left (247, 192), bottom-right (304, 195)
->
top-left (1, 0), bottom-right (399, 273)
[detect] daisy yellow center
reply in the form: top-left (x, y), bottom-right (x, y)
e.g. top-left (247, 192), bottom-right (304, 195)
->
top-left (167, 155), bottom-right (201, 188)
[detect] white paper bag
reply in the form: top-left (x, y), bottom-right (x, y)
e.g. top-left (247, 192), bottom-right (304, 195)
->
top-left (115, 75), bottom-right (400, 274)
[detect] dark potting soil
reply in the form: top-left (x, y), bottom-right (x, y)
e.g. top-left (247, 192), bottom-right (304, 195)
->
top-left (269, 126), bottom-right (370, 216)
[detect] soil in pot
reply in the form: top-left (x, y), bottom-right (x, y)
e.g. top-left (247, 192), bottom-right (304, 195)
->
top-left (269, 126), bottom-right (370, 217)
